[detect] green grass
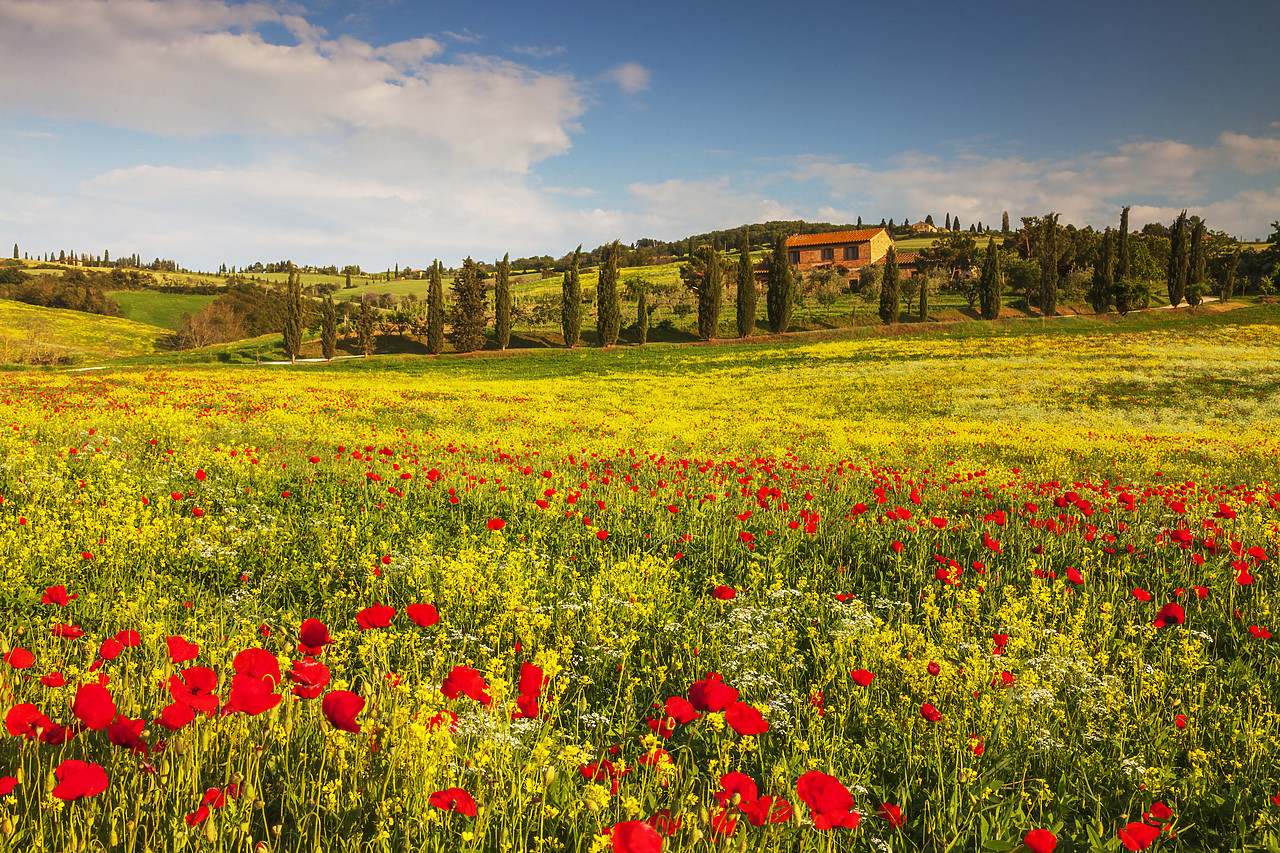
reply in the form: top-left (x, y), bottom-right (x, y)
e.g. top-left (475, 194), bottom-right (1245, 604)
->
top-left (0, 299), bottom-right (169, 361)
top-left (109, 290), bottom-right (220, 330)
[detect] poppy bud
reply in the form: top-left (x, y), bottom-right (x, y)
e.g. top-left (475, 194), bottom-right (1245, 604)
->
top-left (2, 818), bottom-right (13, 838)
top-left (542, 766), bottom-right (557, 786)
top-left (582, 795), bottom-right (603, 813)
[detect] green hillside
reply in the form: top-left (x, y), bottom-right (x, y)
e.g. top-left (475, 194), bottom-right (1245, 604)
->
top-left (0, 299), bottom-right (169, 363)
top-left (109, 290), bottom-right (220, 330)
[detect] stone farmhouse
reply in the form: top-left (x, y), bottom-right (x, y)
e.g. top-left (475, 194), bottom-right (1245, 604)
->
top-left (784, 228), bottom-right (892, 274)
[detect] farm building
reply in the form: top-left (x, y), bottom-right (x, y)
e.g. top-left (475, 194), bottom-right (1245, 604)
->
top-left (783, 228), bottom-right (892, 274)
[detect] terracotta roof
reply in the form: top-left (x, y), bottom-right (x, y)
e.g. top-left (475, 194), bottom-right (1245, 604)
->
top-left (786, 228), bottom-right (885, 247)
top-left (897, 253), bottom-right (918, 264)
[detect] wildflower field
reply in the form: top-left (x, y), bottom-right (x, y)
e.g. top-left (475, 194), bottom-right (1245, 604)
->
top-left (3, 305), bottom-right (1280, 853)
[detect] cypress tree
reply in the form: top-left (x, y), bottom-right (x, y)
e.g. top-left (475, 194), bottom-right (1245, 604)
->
top-left (766, 236), bottom-right (794, 333)
top-left (282, 269), bottom-right (303, 363)
top-left (953, 218), bottom-right (963, 234)
top-left (944, 213), bottom-right (951, 231)
top-left (597, 241), bottom-right (622, 346)
top-left (698, 244), bottom-right (723, 340)
top-left (321, 295), bottom-right (337, 361)
top-left (494, 253), bottom-right (512, 350)
top-left (879, 245), bottom-right (900, 324)
top-left (561, 245), bottom-right (582, 347)
top-left (345, 272), bottom-right (352, 289)
top-left (978, 237), bottom-right (1002, 320)
top-left (1039, 213), bottom-right (1060, 316)
top-left (735, 230), bottom-right (756, 337)
top-left (1167, 210), bottom-right (1189, 307)
top-left (1089, 227), bottom-right (1114, 314)
top-left (356, 300), bottom-right (376, 357)
top-left (1187, 217), bottom-right (1207, 306)
top-left (1117, 206), bottom-right (1131, 282)
top-left (426, 260), bottom-right (445, 355)
top-left (12, 244), bottom-right (17, 260)
top-left (1222, 247), bottom-right (1240, 301)
top-left (636, 284), bottom-right (649, 345)
top-left (449, 257), bottom-right (486, 352)
top-left (1001, 211), bottom-right (1010, 235)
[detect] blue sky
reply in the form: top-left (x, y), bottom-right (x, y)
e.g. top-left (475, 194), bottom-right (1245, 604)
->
top-left (1, 0), bottom-right (1278, 271)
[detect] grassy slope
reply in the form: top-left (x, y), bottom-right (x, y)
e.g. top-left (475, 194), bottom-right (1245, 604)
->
top-left (109, 291), bottom-right (220, 330)
top-left (0, 299), bottom-right (169, 359)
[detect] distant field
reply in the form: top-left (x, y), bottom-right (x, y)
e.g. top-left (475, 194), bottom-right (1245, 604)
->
top-left (109, 290), bottom-right (219, 330)
top-left (0, 299), bottom-right (168, 361)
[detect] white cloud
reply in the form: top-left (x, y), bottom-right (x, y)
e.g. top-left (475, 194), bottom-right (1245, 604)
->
top-left (609, 61), bottom-right (651, 94)
top-left (626, 177), bottom-right (794, 234)
top-left (782, 131), bottom-right (1280, 237)
top-left (0, 0), bottom-right (581, 172)
top-left (511, 44), bottom-right (566, 59)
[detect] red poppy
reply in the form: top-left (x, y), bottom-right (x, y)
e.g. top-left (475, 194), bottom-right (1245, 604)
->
top-left (713, 585), bottom-right (737, 600)
top-left (106, 715), bottom-right (145, 751)
top-left (664, 696), bottom-right (700, 724)
top-left (647, 809), bottom-right (683, 835)
top-left (1132, 588), bottom-right (1152, 602)
top-left (287, 658), bottom-right (331, 699)
top-left (609, 820), bottom-right (661, 853)
top-left (233, 648), bottom-right (281, 684)
top-left (156, 701), bottom-right (196, 730)
top-left (115, 629), bottom-right (142, 647)
top-left (1146, 801), bottom-right (1174, 822)
top-left (5, 703), bottom-right (50, 738)
top-left (738, 531), bottom-right (754, 544)
top-left (226, 674), bottom-right (282, 716)
top-left (1153, 602), bottom-right (1185, 629)
top-left (51, 759), bottom-right (108, 801)
top-left (742, 795), bottom-right (793, 827)
top-left (795, 771), bottom-right (859, 829)
top-left (406, 603), bottom-right (440, 627)
top-left (688, 672), bottom-right (738, 712)
top-left (920, 703), bottom-right (942, 722)
top-left (1066, 568), bottom-right (1084, 585)
top-left (596, 529), bottom-right (609, 541)
top-left (98, 638), bottom-right (124, 661)
top-left (877, 803), bottom-right (904, 827)
top-left (850, 669), bottom-right (875, 687)
top-left (715, 772), bottom-right (758, 807)
top-left (356, 604), bottom-right (396, 630)
top-left (40, 671), bottom-right (66, 687)
top-left (1174, 713), bottom-right (1187, 729)
top-left (184, 806), bottom-right (211, 827)
top-left (41, 585), bottom-right (78, 606)
top-left (3, 649), bottom-right (34, 669)
top-left (321, 690), bottom-right (365, 733)
top-left (52, 624), bottom-right (85, 638)
top-left (1118, 821), bottom-right (1160, 850)
top-left (72, 683), bottom-right (116, 730)
top-left (298, 618), bottom-right (332, 654)
top-left (0, 777), bottom-right (16, 796)
top-left (165, 636), bottom-right (200, 664)
top-left (725, 701), bottom-right (769, 736)
top-left (519, 662), bottom-right (545, 698)
top-left (441, 666), bottom-right (492, 706)
top-left (486, 518), bottom-right (506, 531)
top-left (513, 694), bottom-right (539, 719)
top-left (169, 667), bottom-right (220, 713)
top-left (428, 788), bottom-right (477, 816)
top-left (1024, 828), bottom-right (1058, 853)
top-left (711, 809), bottom-right (737, 836)
top-left (927, 661), bottom-right (941, 676)
top-left (968, 735), bottom-right (985, 756)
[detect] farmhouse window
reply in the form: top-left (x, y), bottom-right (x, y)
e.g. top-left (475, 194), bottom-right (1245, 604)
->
top-left (820, 248), bottom-right (834, 261)
top-left (788, 251), bottom-right (799, 265)
top-left (843, 246), bottom-right (858, 260)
